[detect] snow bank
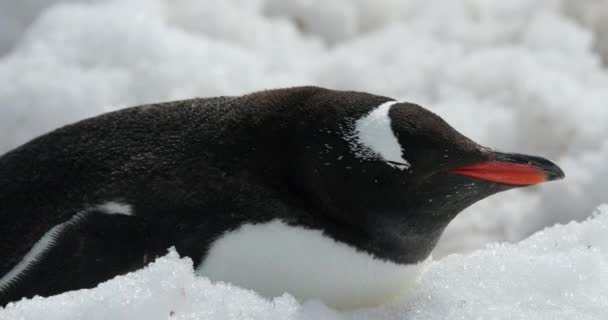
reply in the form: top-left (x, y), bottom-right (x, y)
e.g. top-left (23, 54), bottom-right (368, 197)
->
top-left (1, 0), bottom-right (608, 255)
top-left (2, 205), bottom-right (607, 319)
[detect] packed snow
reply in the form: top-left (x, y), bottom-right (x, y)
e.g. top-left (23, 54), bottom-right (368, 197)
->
top-left (1, 0), bottom-right (608, 318)
top-left (2, 205), bottom-right (607, 319)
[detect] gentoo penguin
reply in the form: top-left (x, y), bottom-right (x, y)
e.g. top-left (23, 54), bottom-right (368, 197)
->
top-left (0, 87), bottom-right (564, 309)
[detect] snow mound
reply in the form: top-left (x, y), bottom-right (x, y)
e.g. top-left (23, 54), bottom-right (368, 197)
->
top-left (2, 205), bottom-right (607, 320)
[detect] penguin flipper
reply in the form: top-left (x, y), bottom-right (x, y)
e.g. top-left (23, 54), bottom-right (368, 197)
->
top-left (0, 207), bottom-right (160, 306)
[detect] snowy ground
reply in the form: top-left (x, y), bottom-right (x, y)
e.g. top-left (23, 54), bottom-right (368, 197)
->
top-left (1, 0), bottom-right (608, 318)
top-left (2, 205), bottom-right (607, 319)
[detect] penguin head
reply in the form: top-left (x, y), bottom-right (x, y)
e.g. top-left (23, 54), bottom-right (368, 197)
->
top-left (290, 95), bottom-right (564, 263)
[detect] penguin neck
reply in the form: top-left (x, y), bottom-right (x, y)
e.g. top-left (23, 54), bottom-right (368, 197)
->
top-left (293, 209), bottom-right (453, 265)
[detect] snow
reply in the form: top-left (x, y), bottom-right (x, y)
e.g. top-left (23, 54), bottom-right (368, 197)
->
top-left (1, 0), bottom-right (608, 317)
top-left (2, 205), bottom-right (607, 319)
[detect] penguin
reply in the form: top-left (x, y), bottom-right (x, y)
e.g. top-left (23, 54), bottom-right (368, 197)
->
top-left (0, 86), bottom-right (564, 309)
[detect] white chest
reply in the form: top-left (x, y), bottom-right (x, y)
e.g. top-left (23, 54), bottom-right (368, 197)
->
top-left (196, 220), bottom-right (429, 309)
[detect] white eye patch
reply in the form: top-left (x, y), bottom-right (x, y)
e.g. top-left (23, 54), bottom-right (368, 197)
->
top-left (350, 101), bottom-right (411, 170)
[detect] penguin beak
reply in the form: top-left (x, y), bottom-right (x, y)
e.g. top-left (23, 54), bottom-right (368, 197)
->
top-left (449, 152), bottom-right (565, 186)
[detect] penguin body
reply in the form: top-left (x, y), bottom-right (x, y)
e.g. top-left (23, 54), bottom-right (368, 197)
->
top-left (0, 87), bottom-right (564, 308)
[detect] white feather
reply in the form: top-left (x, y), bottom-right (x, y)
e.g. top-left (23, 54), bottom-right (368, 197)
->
top-left (0, 201), bottom-right (133, 292)
top-left (353, 101), bottom-right (411, 170)
top-left (196, 219), bottom-right (429, 310)
top-left (96, 201), bottom-right (133, 216)
top-left (0, 212), bottom-right (88, 292)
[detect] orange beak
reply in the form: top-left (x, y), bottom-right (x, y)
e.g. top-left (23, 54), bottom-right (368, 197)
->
top-left (449, 153), bottom-right (565, 186)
